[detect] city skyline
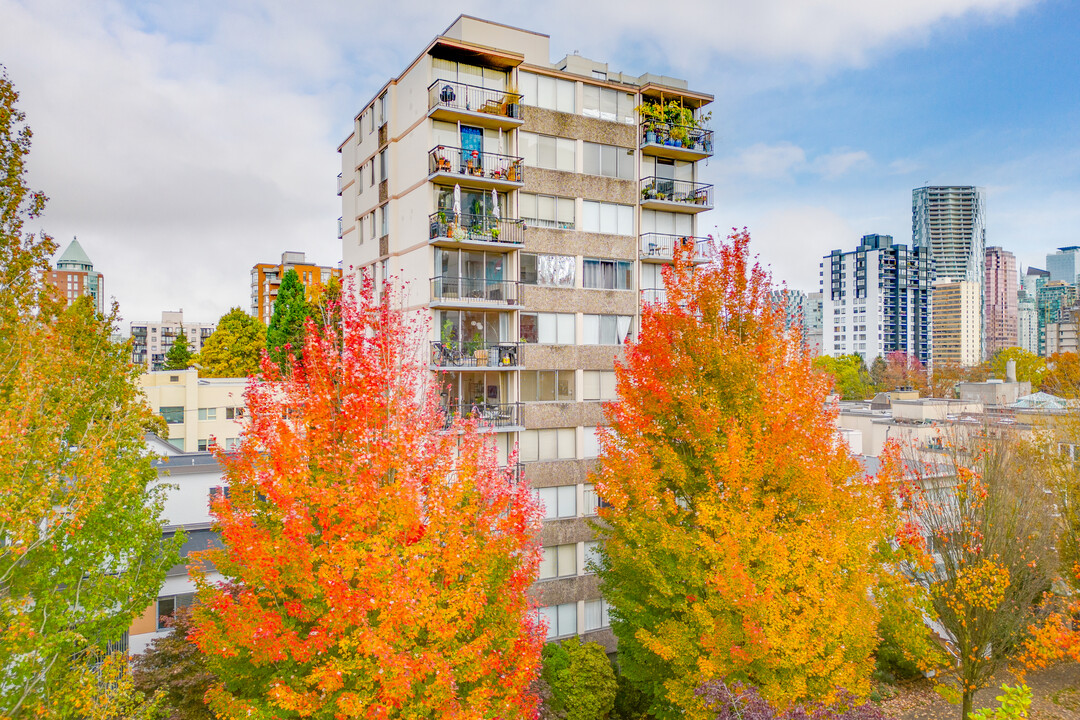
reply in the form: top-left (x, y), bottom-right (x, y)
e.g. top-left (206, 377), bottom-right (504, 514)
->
top-left (2, 1), bottom-right (1079, 323)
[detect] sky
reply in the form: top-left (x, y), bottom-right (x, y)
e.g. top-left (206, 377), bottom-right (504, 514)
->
top-left (2, 0), bottom-right (1079, 326)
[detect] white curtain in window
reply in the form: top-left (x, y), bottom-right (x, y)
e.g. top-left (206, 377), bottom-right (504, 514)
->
top-left (538, 429), bottom-right (558, 460)
top-left (584, 599), bottom-right (603, 631)
top-left (557, 603), bottom-right (577, 635)
top-left (557, 429), bottom-right (576, 461)
top-left (538, 255), bottom-right (575, 287)
top-left (617, 315), bottom-right (633, 344)
top-left (539, 547), bottom-right (557, 579)
top-left (557, 544), bottom-right (576, 576)
top-left (556, 483), bottom-right (576, 515)
top-left (557, 313), bottom-right (575, 344)
top-left (540, 606), bottom-right (558, 638)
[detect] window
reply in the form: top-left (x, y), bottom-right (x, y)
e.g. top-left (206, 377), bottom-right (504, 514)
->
top-left (518, 72), bottom-right (575, 113)
top-left (583, 428), bottom-right (601, 459)
top-left (584, 541), bottom-right (601, 572)
top-left (160, 406), bottom-right (184, 424)
top-left (583, 259), bottom-right (633, 290)
top-left (583, 142), bottom-right (634, 180)
top-left (225, 407), bottom-right (245, 420)
top-left (583, 483), bottom-right (600, 515)
top-left (520, 312), bottom-right (575, 345)
top-left (583, 315), bottom-right (633, 345)
top-left (583, 371), bottom-right (617, 401)
top-left (519, 132), bottom-right (575, 172)
top-left (520, 254), bottom-right (575, 287)
top-left (368, 160), bottom-right (375, 186)
top-left (539, 602), bottom-right (577, 639)
top-left (521, 371), bottom-right (575, 402)
top-left (539, 543), bottom-right (578, 579)
top-left (519, 193), bottom-right (574, 230)
top-left (582, 201), bottom-right (634, 236)
top-left (378, 149), bottom-right (387, 182)
top-left (536, 485), bottom-right (578, 518)
top-left (522, 430), bottom-right (577, 464)
top-left (197, 439), bottom-right (217, 452)
top-left (378, 205), bottom-right (388, 237)
top-left (209, 486), bottom-right (231, 503)
top-left (156, 593), bottom-right (195, 630)
top-left (377, 93), bottom-right (386, 125)
top-left (582, 85), bottom-right (635, 124)
top-left (584, 598), bottom-right (611, 631)
top-left (225, 437), bottom-right (240, 451)
top-left (432, 58), bottom-right (507, 91)
top-left (198, 408), bottom-right (217, 421)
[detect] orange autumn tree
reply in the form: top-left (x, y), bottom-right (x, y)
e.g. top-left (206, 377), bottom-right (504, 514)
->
top-left (191, 276), bottom-right (544, 719)
top-left (594, 230), bottom-right (896, 719)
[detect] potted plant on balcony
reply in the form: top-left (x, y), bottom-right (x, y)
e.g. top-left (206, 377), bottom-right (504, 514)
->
top-left (490, 226), bottom-right (500, 241)
top-left (642, 182), bottom-right (657, 201)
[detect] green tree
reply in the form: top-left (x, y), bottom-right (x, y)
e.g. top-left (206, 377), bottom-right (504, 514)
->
top-left (0, 66), bottom-right (179, 719)
top-left (543, 638), bottom-right (618, 720)
top-left (197, 308), bottom-right (266, 378)
top-left (989, 347), bottom-right (1046, 385)
top-left (813, 353), bottom-right (876, 400)
top-left (162, 325), bottom-right (194, 370)
top-left (265, 268), bottom-right (310, 370)
top-left (132, 606), bottom-right (216, 720)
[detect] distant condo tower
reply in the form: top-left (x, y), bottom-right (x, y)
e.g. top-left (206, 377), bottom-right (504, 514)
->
top-left (912, 186), bottom-right (986, 284)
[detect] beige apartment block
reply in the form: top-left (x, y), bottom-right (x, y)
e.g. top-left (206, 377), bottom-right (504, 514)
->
top-left (139, 369), bottom-right (247, 452)
top-left (130, 310), bottom-right (217, 370)
top-left (338, 15), bottom-right (713, 648)
top-left (933, 279), bottom-right (982, 366)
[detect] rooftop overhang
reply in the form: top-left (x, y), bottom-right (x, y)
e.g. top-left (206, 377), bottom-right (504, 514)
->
top-left (429, 37), bottom-right (524, 70)
top-left (639, 82), bottom-right (714, 109)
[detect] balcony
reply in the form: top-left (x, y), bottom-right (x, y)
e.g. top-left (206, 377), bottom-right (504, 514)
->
top-left (441, 402), bottom-right (522, 432)
top-left (430, 340), bottom-right (521, 369)
top-left (429, 146), bottom-right (524, 191)
top-left (337, 217), bottom-right (343, 239)
top-left (337, 173), bottom-right (344, 196)
top-left (430, 276), bottom-right (521, 308)
top-left (640, 121), bottom-right (714, 161)
top-left (427, 80), bottom-right (523, 130)
top-left (641, 288), bottom-right (667, 305)
top-left (639, 177), bottom-right (713, 213)
top-left (639, 233), bottom-right (711, 263)
top-left (429, 211), bottom-right (525, 249)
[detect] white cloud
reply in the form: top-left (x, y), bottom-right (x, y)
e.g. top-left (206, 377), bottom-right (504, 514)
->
top-left (747, 206), bottom-right (858, 290)
top-left (812, 149), bottom-right (872, 179)
top-left (730, 142), bottom-right (808, 180)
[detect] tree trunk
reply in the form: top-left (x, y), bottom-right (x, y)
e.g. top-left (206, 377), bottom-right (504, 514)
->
top-left (963, 689), bottom-right (973, 720)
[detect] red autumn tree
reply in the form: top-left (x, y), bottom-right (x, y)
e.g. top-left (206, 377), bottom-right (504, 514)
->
top-left (191, 276), bottom-right (544, 719)
top-left (594, 231), bottom-right (897, 719)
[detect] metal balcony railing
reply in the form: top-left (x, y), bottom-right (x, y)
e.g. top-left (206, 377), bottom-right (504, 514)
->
top-left (640, 177), bottom-right (714, 207)
top-left (640, 121), bottom-right (713, 153)
top-left (442, 402), bottom-right (521, 430)
top-left (337, 217), bottom-right (344, 239)
top-left (639, 233), bottom-right (711, 261)
top-left (430, 340), bottom-right (520, 368)
top-left (428, 80), bottom-right (523, 119)
top-left (429, 212), bottom-right (525, 245)
top-left (431, 276), bottom-right (520, 305)
top-left (337, 172), bottom-right (344, 195)
top-left (640, 288), bottom-right (667, 304)
top-left (429, 146), bottom-right (524, 183)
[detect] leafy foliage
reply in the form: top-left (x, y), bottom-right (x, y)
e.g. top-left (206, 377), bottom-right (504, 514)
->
top-left (543, 638), bottom-right (617, 720)
top-left (192, 276), bottom-right (544, 719)
top-left (879, 352), bottom-right (928, 395)
top-left (132, 606), bottom-right (216, 720)
top-left (54, 652), bottom-right (167, 720)
top-left (162, 326), bottom-right (193, 370)
top-left (265, 268), bottom-right (310, 370)
top-left (595, 231), bottom-right (896, 718)
top-left (989, 348), bottom-right (1045, 386)
top-left (1040, 352), bottom-right (1080, 398)
top-left (929, 361), bottom-right (990, 399)
top-left (901, 432), bottom-right (1057, 720)
top-left (0, 68), bottom-right (179, 718)
top-left (696, 680), bottom-right (885, 720)
top-left (813, 353), bottom-right (875, 400)
top-left (197, 308), bottom-right (265, 378)
top-left (968, 684), bottom-right (1032, 720)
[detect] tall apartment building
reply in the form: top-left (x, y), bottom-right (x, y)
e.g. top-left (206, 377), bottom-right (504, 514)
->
top-left (250, 251), bottom-right (343, 324)
top-left (1046, 246), bottom-right (1080, 285)
top-left (47, 238), bottom-right (105, 314)
top-left (130, 311), bottom-right (216, 370)
top-left (1046, 307), bottom-right (1080, 355)
top-left (932, 279), bottom-right (982, 366)
top-left (338, 15), bottom-right (714, 647)
top-left (1023, 266), bottom-right (1049, 298)
top-left (1037, 281), bottom-right (1078, 356)
top-left (804, 291), bottom-right (824, 356)
top-left (1017, 289), bottom-right (1038, 354)
top-left (984, 246), bottom-right (1017, 358)
top-left (912, 186), bottom-right (986, 284)
top-left (821, 234), bottom-right (933, 364)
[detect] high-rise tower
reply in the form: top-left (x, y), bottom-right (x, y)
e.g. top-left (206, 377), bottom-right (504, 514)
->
top-left (912, 186), bottom-right (986, 284)
top-left (984, 246), bottom-right (1017, 358)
